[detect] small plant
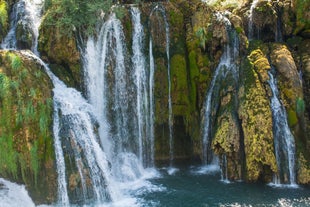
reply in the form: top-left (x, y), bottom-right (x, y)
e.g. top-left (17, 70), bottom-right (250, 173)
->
top-left (8, 53), bottom-right (22, 70)
top-left (196, 27), bottom-right (208, 51)
top-left (30, 141), bottom-right (39, 186)
top-left (296, 97), bottom-right (305, 116)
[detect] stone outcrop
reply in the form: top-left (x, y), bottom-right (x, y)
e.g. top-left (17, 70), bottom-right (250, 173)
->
top-left (38, 15), bottom-right (82, 90)
top-left (0, 50), bottom-right (57, 204)
top-left (238, 48), bottom-right (277, 182)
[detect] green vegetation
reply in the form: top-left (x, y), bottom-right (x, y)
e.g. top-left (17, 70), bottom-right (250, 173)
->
top-left (295, 0), bottom-right (310, 34)
top-left (195, 27), bottom-right (208, 51)
top-left (296, 97), bottom-right (305, 116)
top-left (0, 51), bottom-right (53, 187)
top-left (288, 109), bottom-right (298, 127)
top-left (0, 0), bottom-right (8, 28)
top-left (44, 0), bottom-right (140, 37)
top-left (44, 0), bottom-right (112, 36)
top-left (238, 50), bottom-right (277, 181)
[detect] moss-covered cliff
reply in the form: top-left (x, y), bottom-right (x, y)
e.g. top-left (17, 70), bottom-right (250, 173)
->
top-left (0, 50), bottom-right (56, 203)
top-left (0, 0), bottom-right (9, 41)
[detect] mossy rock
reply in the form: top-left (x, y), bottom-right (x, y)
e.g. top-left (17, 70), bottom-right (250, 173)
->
top-left (294, 0), bottom-right (310, 36)
top-left (297, 153), bottom-right (310, 184)
top-left (270, 43), bottom-right (302, 107)
top-left (0, 51), bottom-right (57, 204)
top-left (288, 109), bottom-right (298, 127)
top-left (238, 57), bottom-right (277, 182)
top-left (248, 48), bottom-right (270, 84)
top-left (0, 0), bottom-right (9, 40)
top-left (16, 21), bottom-right (34, 50)
top-left (38, 13), bottom-right (82, 90)
top-left (154, 56), bottom-right (169, 124)
top-left (170, 54), bottom-right (189, 116)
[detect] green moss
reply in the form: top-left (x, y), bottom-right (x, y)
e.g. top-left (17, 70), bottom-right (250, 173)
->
top-left (188, 51), bottom-right (199, 106)
top-left (170, 54), bottom-right (189, 116)
top-left (248, 49), bottom-right (270, 83)
top-left (0, 51), bottom-right (54, 194)
top-left (196, 27), bottom-right (208, 51)
top-left (296, 97), bottom-right (305, 116)
top-left (295, 0), bottom-right (310, 34)
top-left (238, 54), bottom-right (277, 182)
top-left (30, 141), bottom-right (39, 185)
top-left (297, 153), bottom-right (310, 184)
top-left (235, 26), bottom-right (243, 35)
top-left (169, 9), bottom-right (183, 30)
top-left (0, 0), bottom-right (8, 37)
top-left (288, 109), bottom-right (298, 127)
top-left (8, 53), bottom-right (22, 70)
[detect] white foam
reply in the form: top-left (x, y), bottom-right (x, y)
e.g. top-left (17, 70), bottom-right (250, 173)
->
top-left (267, 182), bottom-right (299, 189)
top-left (190, 165), bottom-right (221, 175)
top-left (0, 178), bottom-right (35, 207)
top-left (166, 167), bottom-right (179, 175)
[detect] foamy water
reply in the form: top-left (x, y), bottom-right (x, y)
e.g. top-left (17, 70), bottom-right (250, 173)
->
top-left (0, 178), bottom-right (35, 207)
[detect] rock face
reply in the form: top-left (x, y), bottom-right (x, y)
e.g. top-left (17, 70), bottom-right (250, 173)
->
top-left (238, 48), bottom-right (277, 181)
top-left (38, 17), bottom-right (82, 90)
top-left (0, 51), bottom-right (57, 204)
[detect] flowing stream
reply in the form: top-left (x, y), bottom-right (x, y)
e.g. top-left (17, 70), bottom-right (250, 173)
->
top-left (1, 0), bottom-right (43, 54)
top-left (150, 4), bottom-right (175, 172)
top-left (201, 12), bottom-right (239, 172)
top-left (268, 71), bottom-right (297, 186)
top-left (248, 0), bottom-right (259, 40)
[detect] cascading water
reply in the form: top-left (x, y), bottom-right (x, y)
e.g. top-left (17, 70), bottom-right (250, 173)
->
top-left (149, 37), bottom-right (155, 167)
top-left (131, 7), bottom-right (153, 167)
top-left (150, 4), bottom-right (174, 168)
top-left (201, 12), bottom-right (239, 173)
top-left (84, 8), bottom-right (156, 183)
top-left (23, 51), bottom-right (116, 205)
top-left (1, 0), bottom-right (43, 54)
top-left (2, 0), bottom-right (117, 204)
top-left (248, 0), bottom-right (259, 40)
top-left (165, 10), bottom-right (173, 168)
top-left (268, 71), bottom-right (297, 186)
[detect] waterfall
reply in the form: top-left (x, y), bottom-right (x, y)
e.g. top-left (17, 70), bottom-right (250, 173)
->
top-left (2, 0), bottom-right (117, 203)
top-left (150, 4), bottom-right (174, 166)
top-left (22, 51), bottom-right (116, 205)
top-left (268, 71), bottom-right (297, 186)
top-left (131, 7), bottom-right (153, 167)
top-left (1, 0), bottom-right (43, 53)
top-left (84, 14), bottom-right (136, 182)
top-left (149, 38), bottom-right (155, 167)
top-left (202, 12), bottom-right (239, 167)
top-left (164, 10), bottom-right (173, 167)
top-left (84, 8), bottom-right (156, 183)
top-left (52, 98), bottom-right (70, 206)
top-left (248, 0), bottom-right (259, 40)
top-left (275, 0), bottom-right (283, 42)
top-left (220, 154), bottom-right (230, 183)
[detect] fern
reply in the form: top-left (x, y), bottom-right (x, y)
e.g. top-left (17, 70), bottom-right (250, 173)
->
top-left (296, 97), bottom-right (305, 116)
